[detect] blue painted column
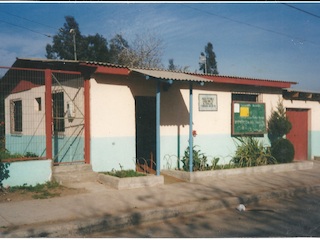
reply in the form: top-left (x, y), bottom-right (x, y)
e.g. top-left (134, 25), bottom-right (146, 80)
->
top-left (156, 80), bottom-right (161, 176)
top-left (189, 82), bottom-right (193, 172)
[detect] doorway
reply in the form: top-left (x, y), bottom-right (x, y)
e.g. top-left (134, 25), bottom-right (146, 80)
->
top-left (286, 108), bottom-right (309, 160)
top-left (135, 96), bottom-right (156, 173)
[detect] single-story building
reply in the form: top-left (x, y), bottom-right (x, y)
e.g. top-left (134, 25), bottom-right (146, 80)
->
top-left (0, 58), bottom-right (319, 186)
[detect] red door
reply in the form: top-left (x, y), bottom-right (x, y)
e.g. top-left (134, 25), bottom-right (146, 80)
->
top-left (286, 109), bottom-right (309, 160)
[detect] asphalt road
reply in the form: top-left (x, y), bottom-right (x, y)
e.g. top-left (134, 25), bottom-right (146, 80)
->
top-left (86, 190), bottom-right (320, 238)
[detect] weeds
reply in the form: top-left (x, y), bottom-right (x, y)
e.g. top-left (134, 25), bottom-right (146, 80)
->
top-left (0, 150), bottom-right (38, 160)
top-left (9, 181), bottom-right (61, 199)
top-left (102, 169), bottom-right (146, 178)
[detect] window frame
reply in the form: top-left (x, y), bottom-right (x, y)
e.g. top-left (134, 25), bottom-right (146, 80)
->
top-left (10, 99), bottom-right (23, 134)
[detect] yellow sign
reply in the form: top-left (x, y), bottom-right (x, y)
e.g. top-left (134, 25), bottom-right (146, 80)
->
top-left (240, 107), bottom-right (249, 117)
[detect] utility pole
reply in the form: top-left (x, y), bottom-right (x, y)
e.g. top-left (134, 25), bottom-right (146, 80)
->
top-left (199, 54), bottom-right (206, 74)
top-left (70, 29), bottom-right (77, 61)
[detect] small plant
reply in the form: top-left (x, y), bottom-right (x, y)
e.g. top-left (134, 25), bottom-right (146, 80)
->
top-left (231, 137), bottom-right (276, 167)
top-left (24, 152), bottom-right (38, 158)
top-left (102, 168), bottom-right (146, 178)
top-left (181, 145), bottom-right (208, 171)
top-left (210, 157), bottom-right (220, 170)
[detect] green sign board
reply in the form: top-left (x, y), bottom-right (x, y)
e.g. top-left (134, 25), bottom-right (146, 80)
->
top-left (232, 101), bottom-right (266, 135)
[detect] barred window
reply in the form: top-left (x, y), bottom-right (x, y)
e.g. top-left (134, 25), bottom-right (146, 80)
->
top-left (10, 99), bottom-right (22, 133)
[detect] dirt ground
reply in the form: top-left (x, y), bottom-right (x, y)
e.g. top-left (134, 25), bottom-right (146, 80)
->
top-left (0, 185), bottom-right (87, 203)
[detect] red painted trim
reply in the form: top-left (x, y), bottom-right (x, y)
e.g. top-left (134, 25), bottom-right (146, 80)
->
top-left (84, 79), bottom-right (91, 164)
top-left (45, 69), bottom-right (53, 160)
top-left (0, 66), bottom-right (81, 75)
top-left (93, 65), bottom-right (130, 75)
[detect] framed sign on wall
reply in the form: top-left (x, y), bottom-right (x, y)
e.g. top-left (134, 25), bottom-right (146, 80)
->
top-left (199, 94), bottom-right (218, 111)
top-left (232, 101), bottom-right (266, 135)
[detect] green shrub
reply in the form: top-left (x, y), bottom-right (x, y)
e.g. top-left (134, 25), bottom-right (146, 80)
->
top-left (0, 162), bottom-right (9, 188)
top-left (181, 145), bottom-right (208, 171)
top-left (0, 153), bottom-right (9, 188)
top-left (231, 137), bottom-right (276, 167)
top-left (271, 138), bottom-right (295, 163)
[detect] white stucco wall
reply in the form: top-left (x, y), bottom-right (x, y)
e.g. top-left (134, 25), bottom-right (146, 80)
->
top-left (90, 77), bottom-right (136, 172)
top-left (89, 74), bottom-right (319, 172)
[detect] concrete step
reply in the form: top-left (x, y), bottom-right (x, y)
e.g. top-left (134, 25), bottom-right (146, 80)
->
top-left (52, 164), bottom-right (93, 174)
top-left (52, 164), bottom-right (98, 185)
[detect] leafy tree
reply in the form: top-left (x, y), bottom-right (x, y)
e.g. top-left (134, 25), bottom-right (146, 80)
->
top-left (46, 16), bottom-right (109, 62)
top-left (109, 34), bottom-right (130, 65)
top-left (84, 34), bottom-right (109, 62)
top-left (46, 17), bottom-right (164, 69)
top-left (199, 42), bottom-right (218, 74)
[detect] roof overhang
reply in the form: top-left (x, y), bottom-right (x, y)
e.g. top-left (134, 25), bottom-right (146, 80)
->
top-left (283, 88), bottom-right (320, 101)
top-left (191, 74), bottom-right (296, 89)
top-left (130, 68), bottom-right (213, 83)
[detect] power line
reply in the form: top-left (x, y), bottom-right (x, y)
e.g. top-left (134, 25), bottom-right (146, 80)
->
top-left (0, 10), bottom-right (58, 30)
top-left (0, 18), bottom-right (52, 38)
top-left (282, 3), bottom-right (320, 20)
top-left (182, 4), bottom-right (320, 47)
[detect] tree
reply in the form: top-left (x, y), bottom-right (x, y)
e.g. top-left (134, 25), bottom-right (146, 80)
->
top-left (168, 59), bottom-right (190, 72)
top-left (46, 17), bottom-right (165, 69)
top-left (109, 34), bottom-right (130, 65)
top-left (199, 42), bottom-right (218, 74)
top-left (120, 32), bottom-right (164, 69)
top-left (46, 16), bottom-right (109, 62)
top-left (168, 59), bottom-right (177, 71)
top-left (84, 34), bottom-right (109, 62)
top-left (267, 99), bottom-right (292, 144)
top-left (268, 99), bottom-right (294, 163)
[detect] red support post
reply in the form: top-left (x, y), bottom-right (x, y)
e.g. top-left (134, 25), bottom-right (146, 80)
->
top-left (84, 79), bottom-right (91, 164)
top-left (45, 69), bottom-right (53, 160)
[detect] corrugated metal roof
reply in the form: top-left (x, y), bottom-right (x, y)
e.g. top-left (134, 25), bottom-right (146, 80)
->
top-left (130, 68), bottom-right (213, 82)
top-left (83, 60), bottom-right (127, 69)
top-left (12, 58), bottom-right (296, 88)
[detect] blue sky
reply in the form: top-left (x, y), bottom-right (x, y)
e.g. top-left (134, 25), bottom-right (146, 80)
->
top-left (1, 1), bottom-right (320, 91)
